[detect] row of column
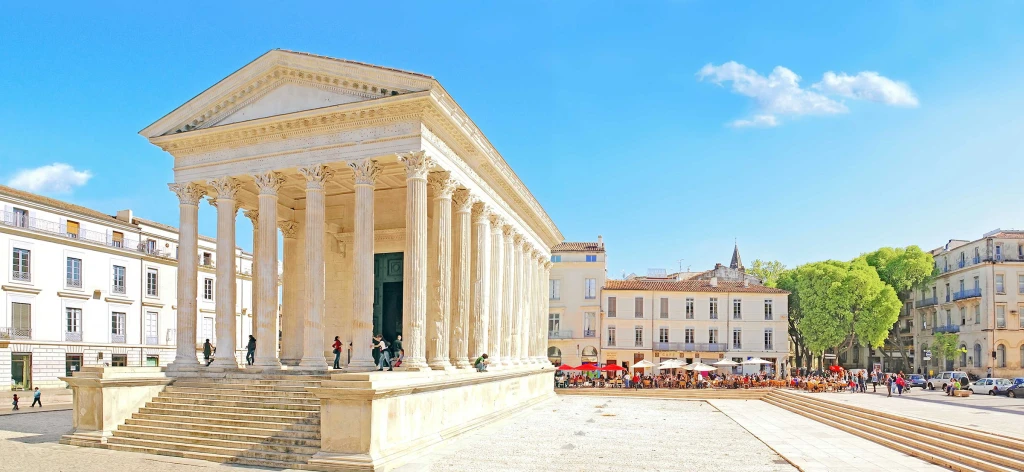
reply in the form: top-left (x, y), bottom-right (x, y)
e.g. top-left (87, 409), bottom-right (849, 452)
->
top-left (167, 151), bottom-right (552, 373)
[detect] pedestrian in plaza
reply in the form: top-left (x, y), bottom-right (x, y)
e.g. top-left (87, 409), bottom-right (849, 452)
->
top-left (203, 339), bottom-right (214, 366)
top-left (30, 387), bottom-right (41, 408)
top-left (858, 372), bottom-right (866, 393)
top-left (886, 374), bottom-right (893, 397)
top-left (391, 335), bottom-right (404, 367)
top-left (332, 336), bottom-right (343, 369)
top-left (11, 393), bottom-right (19, 411)
top-left (870, 371), bottom-right (878, 392)
top-left (374, 334), bottom-right (392, 371)
top-left (896, 373), bottom-right (905, 396)
top-left (246, 334), bottom-right (257, 365)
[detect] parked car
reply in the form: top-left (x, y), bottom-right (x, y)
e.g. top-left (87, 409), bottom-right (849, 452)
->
top-left (970, 378), bottom-right (1012, 395)
top-left (927, 371), bottom-right (969, 391)
top-left (1005, 378), bottom-right (1024, 398)
top-left (907, 374), bottom-right (926, 389)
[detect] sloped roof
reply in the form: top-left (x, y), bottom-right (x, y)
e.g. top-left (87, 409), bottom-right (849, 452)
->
top-left (604, 279), bottom-right (788, 294)
top-left (0, 184), bottom-right (126, 224)
top-left (552, 241), bottom-right (604, 253)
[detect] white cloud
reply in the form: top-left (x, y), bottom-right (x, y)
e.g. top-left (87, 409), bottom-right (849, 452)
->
top-left (6, 163), bottom-right (92, 194)
top-left (813, 71), bottom-right (919, 107)
top-left (698, 61), bottom-right (918, 127)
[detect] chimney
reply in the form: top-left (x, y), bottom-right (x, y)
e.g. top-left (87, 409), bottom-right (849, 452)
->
top-left (597, 235), bottom-right (603, 248)
top-left (710, 276), bottom-right (718, 287)
top-left (743, 279), bottom-right (750, 288)
top-left (115, 209), bottom-right (133, 223)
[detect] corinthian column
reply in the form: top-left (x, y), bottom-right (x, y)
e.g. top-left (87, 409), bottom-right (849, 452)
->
top-left (534, 252), bottom-right (546, 363)
top-left (279, 221), bottom-right (301, 366)
top-left (542, 260), bottom-right (553, 366)
top-left (348, 158), bottom-right (380, 371)
top-left (487, 215), bottom-right (505, 367)
top-left (208, 177), bottom-right (240, 369)
top-left (398, 151), bottom-right (434, 370)
top-left (252, 171), bottom-right (284, 368)
top-left (243, 209), bottom-right (259, 351)
top-left (167, 183), bottom-right (205, 372)
top-left (298, 164), bottom-right (333, 371)
top-left (510, 234), bottom-right (525, 365)
top-left (502, 226), bottom-right (516, 366)
top-left (450, 188), bottom-right (473, 368)
top-left (469, 202), bottom-right (490, 363)
top-left (427, 171), bottom-right (456, 370)
top-left (520, 247), bottom-right (535, 364)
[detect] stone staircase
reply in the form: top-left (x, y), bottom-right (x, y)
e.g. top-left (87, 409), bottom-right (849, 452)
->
top-left (104, 374), bottom-right (328, 469)
top-left (764, 390), bottom-right (1024, 472)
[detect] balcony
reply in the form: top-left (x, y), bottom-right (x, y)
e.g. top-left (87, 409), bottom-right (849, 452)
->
top-left (65, 331), bottom-right (83, 342)
top-left (111, 334), bottom-right (126, 343)
top-left (548, 330), bottom-right (573, 339)
top-left (953, 287), bottom-right (982, 301)
top-left (899, 326), bottom-right (912, 334)
top-left (66, 278), bottom-right (82, 289)
top-left (916, 296), bottom-right (938, 308)
top-left (0, 211), bottom-right (172, 258)
top-left (584, 329), bottom-right (596, 338)
top-left (0, 327), bottom-right (31, 340)
top-left (973, 256), bottom-right (981, 264)
top-left (112, 285), bottom-right (126, 295)
top-left (653, 342), bottom-right (728, 352)
top-left (933, 325), bottom-right (960, 334)
top-left (12, 270), bottom-right (30, 282)
top-left (146, 336), bottom-right (159, 345)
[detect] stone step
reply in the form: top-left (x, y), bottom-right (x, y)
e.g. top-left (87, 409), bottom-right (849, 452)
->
top-left (142, 401), bottom-right (320, 416)
top-left (112, 430), bottom-right (321, 455)
top-left (163, 386), bottom-right (318, 399)
top-left (135, 406), bottom-right (320, 423)
top-left (107, 436), bottom-right (316, 463)
top-left (765, 394), bottom-right (1017, 472)
top-left (118, 424), bottom-right (321, 446)
top-left (105, 442), bottom-right (235, 464)
top-left (123, 417), bottom-right (320, 437)
top-left (149, 396), bottom-right (319, 411)
top-left (170, 381), bottom-right (316, 392)
top-left (174, 377), bottom-right (325, 385)
top-left (129, 413), bottom-right (320, 430)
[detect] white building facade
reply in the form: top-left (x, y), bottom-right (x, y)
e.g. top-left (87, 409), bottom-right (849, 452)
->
top-left (0, 185), bottom-right (256, 390)
top-left (547, 239), bottom-right (606, 366)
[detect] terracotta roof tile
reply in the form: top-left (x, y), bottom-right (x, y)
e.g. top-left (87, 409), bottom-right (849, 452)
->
top-left (604, 279), bottom-right (788, 294)
top-left (552, 242), bottom-right (604, 253)
top-left (0, 184), bottom-right (124, 224)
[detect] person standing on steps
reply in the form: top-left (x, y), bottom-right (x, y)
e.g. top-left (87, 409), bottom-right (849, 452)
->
top-left (30, 387), bottom-right (41, 408)
top-left (246, 334), bottom-right (257, 366)
top-left (332, 336), bottom-right (343, 370)
top-left (391, 334), bottom-right (403, 368)
top-left (374, 334), bottom-right (392, 371)
top-left (203, 339), bottom-right (214, 367)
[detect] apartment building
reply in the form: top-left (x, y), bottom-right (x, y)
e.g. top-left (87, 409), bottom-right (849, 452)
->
top-left (546, 238), bottom-right (606, 366)
top-left (913, 230), bottom-right (1024, 377)
top-left (0, 185), bottom-right (256, 390)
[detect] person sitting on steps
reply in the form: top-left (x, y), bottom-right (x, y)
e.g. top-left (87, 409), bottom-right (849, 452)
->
top-left (474, 354), bottom-right (489, 372)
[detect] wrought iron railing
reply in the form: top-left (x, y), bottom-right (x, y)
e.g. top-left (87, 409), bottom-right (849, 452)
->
top-left (584, 329), bottom-right (596, 338)
top-left (916, 296), bottom-right (938, 308)
top-left (953, 287), bottom-right (981, 301)
top-left (65, 331), bottom-right (83, 342)
top-left (112, 285), bottom-right (126, 295)
top-left (932, 325), bottom-right (960, 334)
top-left (0, 327), bottom-right (31, 339)
top-left (146, 336), bottom-right (159, 345)
top-left (548, 330), bottom-right (573, 339)
top-left (13, 270), bottom-right (30, 282)
top-left (653, 342), bottom-right (728, 352)
top-left (66, 278), bottom-right (82, 288)
top-left (0, 211), bottom-right (172, 258)
top-left (112, 333), bottom-right (126, 343)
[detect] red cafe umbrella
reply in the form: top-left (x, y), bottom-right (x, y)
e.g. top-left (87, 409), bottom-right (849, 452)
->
top-left (601, 364), bottom-right (626, 372)
top-left (556, 364), bottom-right (577, 371)
top-left (577, 363), bottom-right (599, 371)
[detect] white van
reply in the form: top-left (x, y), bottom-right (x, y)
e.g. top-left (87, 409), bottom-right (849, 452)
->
top-left (926, 371), bottom-right (969, 390)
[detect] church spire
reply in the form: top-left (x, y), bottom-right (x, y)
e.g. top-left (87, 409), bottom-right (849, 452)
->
top-left (730, 241), bottom-right (743, 269)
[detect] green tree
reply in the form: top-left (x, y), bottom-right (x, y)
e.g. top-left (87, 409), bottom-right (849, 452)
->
top-left (931, 332), bottom-right (962, 367)
top-left (747, 259), bottom-right (786, 287)
top-left (777, 268), bottom-right (811, 368)
top-left (861, 246), bottom-right (936, 371)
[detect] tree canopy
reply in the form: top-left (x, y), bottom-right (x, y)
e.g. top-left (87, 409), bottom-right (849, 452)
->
top-left (860, 246), bottom-right (936, 298)
top-left (931, 332), bottom-right (962, 364)
top-left (747, 259), bottom-right (786, 288)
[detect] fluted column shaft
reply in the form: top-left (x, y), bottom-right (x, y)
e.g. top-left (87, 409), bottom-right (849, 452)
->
top-left (209, 178), bottom-right (240, 368)
top-left (450, 190), bottom-right (473, 368)
top-left (244, 210), bottom-right (259, 357)
top-left (487, 217), bottom-right (505, 367)
top-left (469, 203), bottom-right (491, 362)
top-left (520, 247), bottom-right (533, 363)
top-left (279, 221), bottom-right (301, 366)
top-left (427, 172), bottom-right (456, 370)
top-left (253, 172), bottom-right (283, 368)
top-left (510, 235), bottom-right (525, 364)
top-left (299, 165), bottom-right (332, 371)
top-left (534, 255), bottom-right (546, 362)
top-left (399, 152), bottom-right (433, 370)
top-left (348, 159), bottom-right (380, 371)
top-left (501, 227), bottom-right (516, 366)
top-left (168, 183), bottom-right (204, 370)
top-left (542, 261), bottom-right (552, 366)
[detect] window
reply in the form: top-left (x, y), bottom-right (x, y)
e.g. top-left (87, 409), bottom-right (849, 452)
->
top-left (550, 255), bottom-right (561, 263)
top-left (685, 298), bottom-right (694, 319)
top-left (607, 296), bottom-right (616, 317)
top-left (202, 252), bottom-right (212, 266)
top-left (634, 297), bottom-right (644, 318)
top-left (111, 312), bottom-right (126, 342)
top-left (548, 312), bottom-right (560, 334)
top-left (709, 298), bottom-right (718, 319)
top-left (1020, 345), bottom-right (1024, 368)
top-left (585, 255), bottom-right (597, 262)
top-left (112, 354), bottom-right (128, 367)
top-left (584, 278), bottom-right (597, 299)
top-left (66, 220), bottom-right (80, 238)
top-left (996, 274), bottom-right (1005, 294)
top-left (764, 299), bottom-right (773, 320)
top-left (996, 344), bottom-right (1006, 368)
top-left (659, 298), bottom-right (668, 319)
top-left (583, 312), bottom-right (596, 337)
top-left (12, 248), bottom-right (30, 281)
top-left (146, 268), bottom-right (158, 296)
top-left (634, 325), bottom-right (643, 347)
top-left (708, 328), bottom-right (719, 344)
top-left (959, 279), bottom-right (965, 293)
top-left (974, 344), bottom-right (982, 368)
top-left (65, 354), bottom-right (82, 376)
top-left (11, 302), bottom-right (30, 337)
top-left (975, 304), bottom-right (981, 324)
top-left (764, 329), bottom-right (773, 350)
top-left (111, 231), bottom-right (124, 248)
top-left (659, 327), bottom-right (669, 343)
top-left (549, 279), bottom-right (561, 300)
top-left (995, 245), bottom-right (1003, 261)
top-left (684, 328), bottom-right (694, 344)
top-left (145, 311), bottom-right (158, 345)
top-left (732, 299), bottom-right (742, 319)
top-left (1019, 275), bottom-right (1024, 294)
top-left (66, 307), bottom-right (82, 341)
top-left (112, 265), bottom-right (126, 294)
top-left (13, 207), bottom-right (28, 227)
top-left (732, 328), bottom-right (742, 349)
top-left (607, 326), bottom-right (616, 347)
top-left (146, 239), bottom-right (157, 254)
top-left (203, 278), bottom-right (214, 300)
top-left (201, 317), bottom-right (214, 342)
top-left (960, 307), bottom-right (966, 325)
top-left (996, 305), bottom-right (1006, 328)
top-left (66, 257), bottom-right (82, 288)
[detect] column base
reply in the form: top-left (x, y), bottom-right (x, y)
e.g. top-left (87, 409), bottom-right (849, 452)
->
top-left (298, 357), bottom-right (329, 371)
top-left (453, 358), bottom-right (472, 369)
top-left (254, 358), bottom-right (282, 369)
top-left (345, 359), bottom-right (378, 373)
top-left (166, 360), bottom-right (200, 374)
top-left (208, 357), bottom-right (239, 369)
top-left (280, 358), bottom-right (302, 367)
top-left (428, 359), bottom-right (455, 371)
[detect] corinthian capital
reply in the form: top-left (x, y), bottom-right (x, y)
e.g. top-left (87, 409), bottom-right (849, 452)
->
top-left (208, 176), bottom-right (241, 200)
top-left (398, 151), bottom-right (434, 180)
top-left (279, 220), bottom-right (299, 239)
top-left (168, 182), bottom-right (206, 206)
top-left (243, 209), bottom-right (259, 228)
top-left (452, 189), bottom-right (473, 213)
top-left (298, 164), bottom-right (334, 190)
top-left (471, 201), bottom-right (490, 222)
top-left (428, 171), bottom-right (458, 199)
top-left (253, 171), bottom-right (285, 195)
top-left (348, 159), bottom-right (381, 186)
top-left (502, 224), bottom-right (515, 238)
top-left (489, 213), bottom-right (504, 230)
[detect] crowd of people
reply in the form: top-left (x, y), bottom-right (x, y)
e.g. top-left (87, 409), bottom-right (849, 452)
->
top-left (555, 370), bottom-right (784, 389)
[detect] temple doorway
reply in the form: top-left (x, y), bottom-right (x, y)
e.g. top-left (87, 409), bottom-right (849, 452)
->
top-left (373, 252), bottom-right (404, 344)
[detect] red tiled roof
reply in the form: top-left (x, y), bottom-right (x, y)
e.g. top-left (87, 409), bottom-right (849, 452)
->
top-left (990, 231), bottom-right (1024, 239)
top-left (603, 279), bottom-right (788, 294)
top-left (552, 242), bottom-right (604, 253)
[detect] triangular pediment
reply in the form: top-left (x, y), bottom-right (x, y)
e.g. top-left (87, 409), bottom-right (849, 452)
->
top-left (142, 50), bottom-right (436, 138)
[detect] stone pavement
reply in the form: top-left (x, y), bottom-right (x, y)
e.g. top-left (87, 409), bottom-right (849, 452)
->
top-left (809, 389), bottom-right (1024, 439)
top-left (709, 399), bottom-right (946, 472)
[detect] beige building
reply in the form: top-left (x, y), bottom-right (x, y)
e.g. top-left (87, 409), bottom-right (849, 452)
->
top-left (546, 238), bottom-right (606, 366)
top-left (913, 230), bottom-right (1024, 378)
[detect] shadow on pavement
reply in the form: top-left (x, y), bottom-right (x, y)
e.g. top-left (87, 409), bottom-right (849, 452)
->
top-left (0, 410), bottom-right (73, 444)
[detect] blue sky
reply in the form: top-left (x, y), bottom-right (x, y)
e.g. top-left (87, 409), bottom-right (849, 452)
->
top-left (1, 2), bottom-right (1022, 277)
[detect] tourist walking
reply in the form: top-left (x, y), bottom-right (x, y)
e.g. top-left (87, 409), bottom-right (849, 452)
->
top-left (870, 371), bottom-right (878, 392)
top-left (246, 335), bottom-right (256, 365)
top-left (11, 394), bottom-right (19, 411)
top-left (332, 336), bottom-right (343, 369)
top-left (374, 335), bottom-right (392, 371)
top-left (203, 339), bottom-right (213, 366)
top-left (886, 374), bottom-right (893, 397)
top-left (391, 335), bottom-right (403, 368)
top-left (858, 372), bottom-right (866, 393)
top-left (30, 387), bottom-right (41, 408)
